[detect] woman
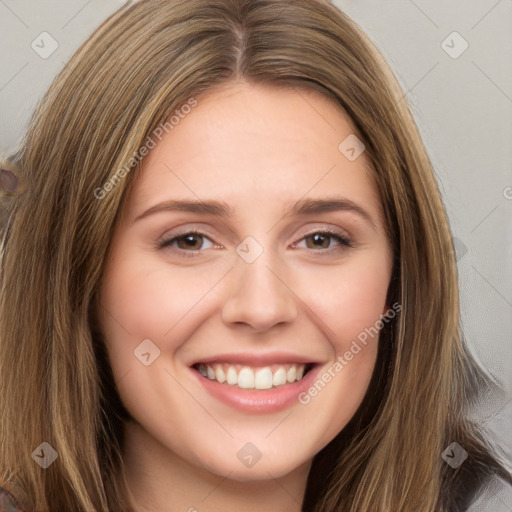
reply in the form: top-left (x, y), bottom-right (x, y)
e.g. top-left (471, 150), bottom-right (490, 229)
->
top-left (0, 0), bottom-right (510, 510)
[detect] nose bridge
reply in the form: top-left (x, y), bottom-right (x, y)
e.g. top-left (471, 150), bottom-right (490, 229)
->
top-left (221, 237), bottom-right (298, 330)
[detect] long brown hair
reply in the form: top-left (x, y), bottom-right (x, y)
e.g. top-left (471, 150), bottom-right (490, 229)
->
top-left (1, 1), bottom-right (510, 510)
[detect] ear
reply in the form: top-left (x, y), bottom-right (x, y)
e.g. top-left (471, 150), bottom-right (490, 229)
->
top-left (0, 159), bottom-right (24, 196)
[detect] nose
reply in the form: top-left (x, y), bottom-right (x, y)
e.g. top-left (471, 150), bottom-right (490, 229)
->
top-left (221, 250), bottom-right (298, 332)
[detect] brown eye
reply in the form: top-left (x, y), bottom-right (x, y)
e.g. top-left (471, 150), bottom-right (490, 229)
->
top-left (159, 231), bottom-right (215, 256)
top-left (304, 233), bottom-right (331, 249)
top-left (298, 231), bottom-right (353, 252)
top-left (175, 233), bottom-right (205, 250)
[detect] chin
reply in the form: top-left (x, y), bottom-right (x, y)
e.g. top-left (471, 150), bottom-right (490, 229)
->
top-left (195, 444), bottom-right (313, 482)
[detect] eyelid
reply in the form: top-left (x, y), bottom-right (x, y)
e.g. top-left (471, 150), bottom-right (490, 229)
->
top-left (156, 224), bottom-right (218, 245)
top-left (295, 224), bottom-right (351, 242)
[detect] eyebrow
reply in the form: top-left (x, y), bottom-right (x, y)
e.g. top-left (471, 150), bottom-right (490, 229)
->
top-left (133, 196), bottom-right (377, 230)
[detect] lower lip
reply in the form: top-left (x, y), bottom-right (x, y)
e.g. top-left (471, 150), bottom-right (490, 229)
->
top-left (191, 364), bottom-right (322, 414)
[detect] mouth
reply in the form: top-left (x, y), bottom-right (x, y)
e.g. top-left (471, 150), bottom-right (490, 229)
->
top-left (190, 357), bottom-right (323, 414)
top-left (192, 362), bottom-right (316, 390)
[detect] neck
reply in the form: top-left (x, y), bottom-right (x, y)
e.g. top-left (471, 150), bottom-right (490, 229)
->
top-left (122, 420), bottom-right (311, 512)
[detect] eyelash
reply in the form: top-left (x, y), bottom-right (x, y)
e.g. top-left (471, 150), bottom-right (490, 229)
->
top-left (157, 228), bottom-right (354, 258)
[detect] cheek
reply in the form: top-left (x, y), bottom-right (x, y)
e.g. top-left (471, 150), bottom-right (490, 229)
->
top-left (297, 252), bottom-right (391, 349)
top-left (292, 253), bottom-right (390, 408)
top-left (334, 266), bottom-right (389, 346)
top-left (97, 247), bottom-right (232, 387)
top-left (99, 251), bottom-right (219, 342)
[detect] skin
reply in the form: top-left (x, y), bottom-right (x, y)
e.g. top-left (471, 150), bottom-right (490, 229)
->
top-left (97, 81), bottom-right (394, 512)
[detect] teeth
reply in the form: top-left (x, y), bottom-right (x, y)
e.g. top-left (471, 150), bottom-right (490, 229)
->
top-left (238, 367), bottom-right (255, 389)
top-left (226, 366), bottom-right (238, 385)
top-left (214, 365), bottom-right (226, 383)
top-left (272, 367), bottom-right (287, 387)
top-left (196, 363), bottom-right (308, 389)
top-left (254, 367), bottom-right (273, 389)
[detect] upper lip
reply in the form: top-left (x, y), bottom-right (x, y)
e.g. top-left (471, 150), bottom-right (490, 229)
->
top-left (190, 352), bottom-right (322, 367)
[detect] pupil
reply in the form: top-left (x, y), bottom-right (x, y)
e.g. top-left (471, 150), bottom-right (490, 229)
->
top-left (311, 233), bottom-right (328, 248)
top-left (181, 234), bottom-right (201, 249)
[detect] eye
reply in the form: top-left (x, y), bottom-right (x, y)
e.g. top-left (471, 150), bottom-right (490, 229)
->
top-left (293, 229), bottom-right (354, 254)
top-left (158, 230), bottom-right (216, 257)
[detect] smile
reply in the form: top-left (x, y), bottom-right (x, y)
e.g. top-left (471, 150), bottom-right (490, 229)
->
top-left (194, 362), bottom-right (310, 389)
top-left (190, 357), bottom-right (322, 414)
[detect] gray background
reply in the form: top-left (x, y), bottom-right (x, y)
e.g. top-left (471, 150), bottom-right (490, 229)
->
top-left (0, 0), bottom-right (511, 508)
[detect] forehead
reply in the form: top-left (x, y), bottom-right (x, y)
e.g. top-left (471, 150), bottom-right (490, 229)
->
top-left (124, 82), bottom-right (381, 222)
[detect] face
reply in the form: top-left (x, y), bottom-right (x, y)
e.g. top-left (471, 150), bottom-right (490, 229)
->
top-left (97, 82), bottom-right (393, 482)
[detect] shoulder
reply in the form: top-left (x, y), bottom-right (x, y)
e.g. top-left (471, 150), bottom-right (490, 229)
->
top-left (0, 486), bottom-right (25, 512)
